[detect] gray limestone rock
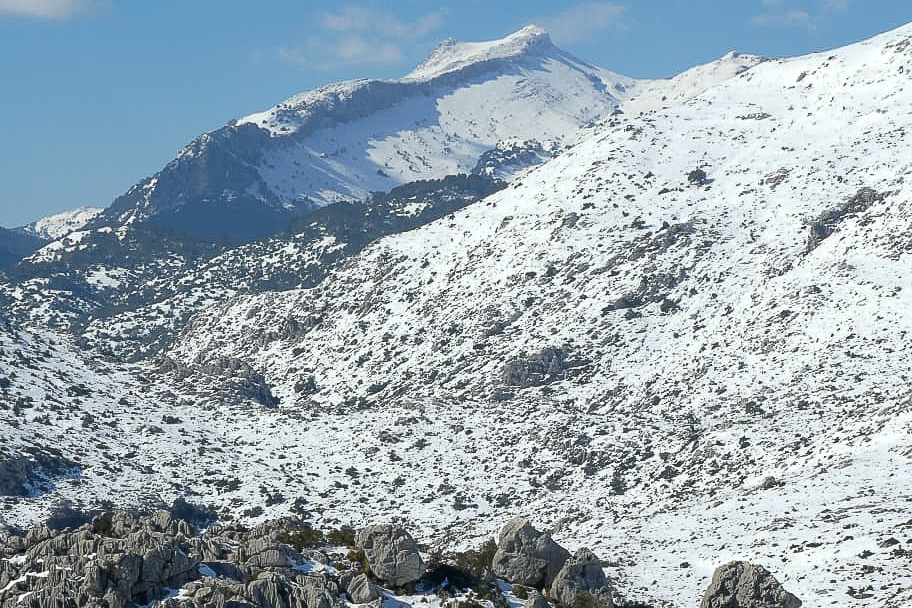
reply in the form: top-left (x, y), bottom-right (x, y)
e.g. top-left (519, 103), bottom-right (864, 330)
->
top-left (347, 573), bottom-right (382, 603)
top-left (355, 524), bottom-right (424, 587)
top-left (492, 517), bottom-right (570, 589)
top-left (523, 591), bottom-right (553, 608)
top-left (548, 548), bottom-right (613, 608)
top-left (700, 561), bottom-right (802, 608)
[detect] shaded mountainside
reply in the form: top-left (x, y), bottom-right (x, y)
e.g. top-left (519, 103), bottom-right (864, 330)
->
top-left (87, 26), bottom-right (625, 242)
top-left (1, 173), bottom-right (504, 360)
top-left (0, 228), bottom-right (46, 269)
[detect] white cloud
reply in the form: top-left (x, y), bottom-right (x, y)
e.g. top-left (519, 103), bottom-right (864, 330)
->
top-left (321, 5), bottom-right (444, 39)
top-left (538, 2), bottom-right (627, 45)
top-left (751, 0), bottom-right (850, 29)
top-left (0, 0), bottom-right (92, 19)
top-left (280, 5), bottom-right (446, 70)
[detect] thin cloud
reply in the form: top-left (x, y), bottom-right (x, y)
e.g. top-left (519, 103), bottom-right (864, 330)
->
top-left (280, 6), bottom-right (446, 70)
top-left (750, 9), bottom-right (816, 30)
top-left (321, 5), bottom-right (444, 39)
top-left (751, 0), bottom-right (851, 30)
top-left (539, 2), bottom-right (627, 45)
top-left (0, 0), bottom-right (93, 19)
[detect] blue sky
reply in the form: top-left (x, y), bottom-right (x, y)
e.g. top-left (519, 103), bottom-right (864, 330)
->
top-left (0, 0), bottom-right (909, 227)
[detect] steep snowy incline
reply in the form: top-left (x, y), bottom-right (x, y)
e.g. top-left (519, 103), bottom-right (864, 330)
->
top-left (167, 22), bottom-right (912, 608)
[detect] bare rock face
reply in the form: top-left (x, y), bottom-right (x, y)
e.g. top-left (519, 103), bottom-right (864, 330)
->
top-left (0, 510), bottom-right (347, 608)
top-left (355, 524), bottom-right (424, 587)
top-left (347, 572), bottom-right (382, 603)
top-left (549, 548), bottom-right (613, 608)
top-left (492, 517), bottom-right (570, 589)
top-left (700, 561), bottom-right (802, 608)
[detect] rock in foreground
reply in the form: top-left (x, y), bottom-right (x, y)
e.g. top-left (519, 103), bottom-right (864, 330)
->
top-left (701, 561), bottom-right (801, 608)
top-left (355, 524), bottom-right (424, 587)
top-left (549, 548), bottom-right (613, 608)
top-left (492, 517), bottom-right (570, 589)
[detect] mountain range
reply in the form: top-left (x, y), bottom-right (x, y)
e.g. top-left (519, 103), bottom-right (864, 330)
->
top-left (1, 23), bottom-right (911, 608)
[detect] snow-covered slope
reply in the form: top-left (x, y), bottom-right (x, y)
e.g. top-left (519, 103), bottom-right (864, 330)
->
top-left (17, 207), bottom-right (102, 241)
top-left (235, 26), bottom-right (624, 203)
top-left (160, 22), bottom-right (912, 607)
top-left (2, 21), bottom-right (912, 608)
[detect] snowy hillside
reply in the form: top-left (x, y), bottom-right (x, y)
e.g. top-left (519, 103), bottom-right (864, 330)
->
top-left (1, 21), bottom-right (912, 608)
top-left (16, 207), bottom-right (102, 241)
top-left (164, 22), bottom-right (912, 607)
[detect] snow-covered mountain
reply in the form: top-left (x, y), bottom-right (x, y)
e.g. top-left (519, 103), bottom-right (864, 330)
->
top-left (88, 26), bottom-right (623, 241)
top-left (2, 21), bottom-right (912, 608)
top-left (164, 21), bottom-right (912, 607)
top-left (16, 206), bottom-right (102, 241)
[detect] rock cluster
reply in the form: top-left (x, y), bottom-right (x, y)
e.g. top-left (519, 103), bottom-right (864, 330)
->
top-left (0, 512), bottom-right (344, 608)
top-left (0, 510), bottom-right (802, 608)
top-left (492, 518), bottom-right (613, 608)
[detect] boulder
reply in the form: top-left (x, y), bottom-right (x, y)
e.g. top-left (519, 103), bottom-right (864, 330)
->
top-left (355, 524), bottom-right (424, 587)
top-left (492, 517), bottom-right (570, 589)
top-left (347, 572), bottom-right (382, 603)
top-left (549, 548), bottom-right (613, 608)
top-left (700, 561), bottom-right (801, 608)
top-left (524, 591), bottom-right (553, 608)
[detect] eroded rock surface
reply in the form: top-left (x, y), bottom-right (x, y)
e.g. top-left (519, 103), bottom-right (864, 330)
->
top-left (355, 524), bottom-right (424, 587)
top-left (492, 517), bottom-right (570, 589)
top-left (700, 561), bottom-right (802, 608)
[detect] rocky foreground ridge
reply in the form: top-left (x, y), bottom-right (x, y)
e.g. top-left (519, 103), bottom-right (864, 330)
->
top-left (0, 507), bottom-right (801, 608)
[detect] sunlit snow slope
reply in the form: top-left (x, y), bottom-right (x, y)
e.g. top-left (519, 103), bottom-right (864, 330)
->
top-left (167, 22), bottom-right (912, 608)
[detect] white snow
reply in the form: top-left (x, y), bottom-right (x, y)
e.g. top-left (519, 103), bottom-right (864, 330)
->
top-left (17, 207), bottom-right (102, 241)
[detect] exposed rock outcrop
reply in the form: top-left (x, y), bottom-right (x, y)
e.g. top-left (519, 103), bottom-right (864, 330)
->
top-left (355, 524), bottom-right (424, 587)
top-left (805, 187), bottom-right (884, 252)
top-left (549, 548), bottom-right (613, 608)
top-left (700, 561), bottom-right (802, 608)
top-left (492, 517), bottom-right (570, 589)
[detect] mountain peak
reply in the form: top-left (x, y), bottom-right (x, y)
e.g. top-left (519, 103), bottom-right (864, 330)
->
top-left (406, 24), bottom-right (554, 80)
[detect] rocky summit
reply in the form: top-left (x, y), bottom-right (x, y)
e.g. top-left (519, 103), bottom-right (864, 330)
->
top-left (1, 19), bottom-right (912, 608)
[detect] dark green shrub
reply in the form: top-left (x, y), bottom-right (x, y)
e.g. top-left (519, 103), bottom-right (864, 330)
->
top-left (277, 528), bottom-right (324, 551)
top-left (327, 526), bottom-right (356, 547)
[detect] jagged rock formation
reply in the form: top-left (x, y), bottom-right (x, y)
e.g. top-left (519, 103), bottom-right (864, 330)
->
top-left (0, 511), bottom-right (348, 608)
top-left (492, 518), bottom-right (570, 589)
top-left (805, 187), bottom-right (885, 252)
top-left (700, 562), bottom-right (801, 608)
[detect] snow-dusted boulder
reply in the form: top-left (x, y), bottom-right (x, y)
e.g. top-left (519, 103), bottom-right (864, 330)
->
top-left (549, 548), bottom-right (613, 607)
